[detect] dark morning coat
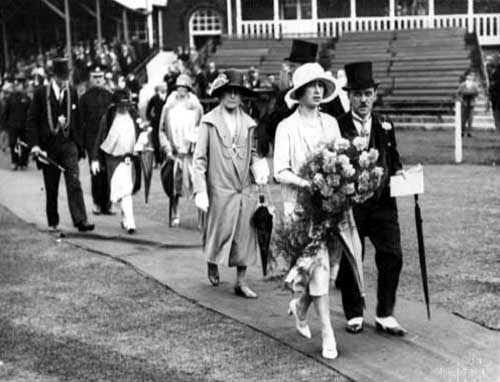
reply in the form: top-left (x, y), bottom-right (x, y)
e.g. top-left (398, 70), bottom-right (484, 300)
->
top-left (337, 112), bottom-right (402, 204)
top-left (79, 86), bottom-right (113, 152)
top-left (27, 84), bottom-right (83, 156)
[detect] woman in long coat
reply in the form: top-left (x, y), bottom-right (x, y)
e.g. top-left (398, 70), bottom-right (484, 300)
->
top-left (91, 89), bottom-right (146, 234)
top-left (158, 74), bottom-right (204, 226)
top-left (193, 70), bottom-right (268, 299)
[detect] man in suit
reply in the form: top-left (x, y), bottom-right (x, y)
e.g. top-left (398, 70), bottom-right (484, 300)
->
top-left (336, 61), bottom-right (407, 336)
top-left (79, 64), bottom-right (113, 214)
top-left (2, 74), bottom-right (31, 170)
top-left (28, 58), bottom-right (94, 236)
top-left (145, 83), bottom-right (167, 167)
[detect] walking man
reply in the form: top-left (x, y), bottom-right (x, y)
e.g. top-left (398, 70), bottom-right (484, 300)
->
top-left (79, 64), bottom-right (113, 214)
top-left (336, 62), bottom-right (406, 336)
top-left (145, 83), bottom-right (167, 167)
top-left (27, 58), bottom-right (94, 236)
top-left (2, 74), bottom-right (31, 170)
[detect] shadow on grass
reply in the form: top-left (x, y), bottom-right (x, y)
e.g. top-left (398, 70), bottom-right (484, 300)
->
top-left (0, 317), bottom-right (219, 382)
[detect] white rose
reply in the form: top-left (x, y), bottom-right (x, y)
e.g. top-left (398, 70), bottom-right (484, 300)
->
top-left (333, 138), bottom-right (351, 151)
top-left (382, 121), bottom-right (392, 131)
top-left (352, 136), bottom-right (368, 151)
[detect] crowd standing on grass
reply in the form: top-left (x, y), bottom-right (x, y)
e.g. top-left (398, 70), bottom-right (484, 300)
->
top-left (1, 36), bottom-right (499, 362)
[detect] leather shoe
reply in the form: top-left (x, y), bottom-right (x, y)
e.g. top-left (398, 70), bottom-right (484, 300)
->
top-left (48, 225), bottom-right (65, 238)
top-left (375, 316), bottom-right (407, 336)
top-left (207, 263), bottom-right (220, 286)
top-left (234, 285), bottom-right (258, 299)
top-left (345, 317), bottom-right (364, 334)
top-left (77, 222), bottom-right (95, 232)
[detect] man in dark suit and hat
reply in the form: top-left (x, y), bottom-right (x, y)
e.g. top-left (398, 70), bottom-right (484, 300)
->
top-left (145, 82), bottom-right (167, 167)
top-left (79, 64), bottom-right (113, 214)
top-left (2, 73), bottom-right (31, 170)
top-left (335, 61), bottom-right (407, 336)
top-left (27, 58), bottom-right (94, 236)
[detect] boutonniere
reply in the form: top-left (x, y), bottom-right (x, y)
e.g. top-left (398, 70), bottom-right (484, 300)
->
top-left (72, 104), bottom-right (77, 110)
top-left (381, 121), bottom-right (392, 131)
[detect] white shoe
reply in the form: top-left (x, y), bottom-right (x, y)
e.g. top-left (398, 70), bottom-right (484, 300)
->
top-left (321, 328), bottom-right (338, 360)
top-left (375, 316), bottom-right (407, 336)
top-left (288, 298), bottom-right (311, 339)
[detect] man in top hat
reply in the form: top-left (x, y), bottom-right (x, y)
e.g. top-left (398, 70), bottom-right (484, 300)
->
top-left (79, 64), bottom-right (114, 214)
top-left (2, 73), bottom-right (31, 170)
top-left (335, 61), bottom-right (407, 336)
top-left (27, 58), bottom-right (94, 236)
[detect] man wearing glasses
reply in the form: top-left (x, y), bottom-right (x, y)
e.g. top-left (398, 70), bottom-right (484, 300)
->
top-left (336, 61), bottom-right (407, 336)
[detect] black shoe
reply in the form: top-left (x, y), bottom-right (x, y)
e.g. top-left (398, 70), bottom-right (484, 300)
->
top-left (48, 226), bottom-right (65, 238)
top-left (77, 222), bottom-right (95, 232)
top-left (207, 263), bottom-right (220, 286)
top-left (127, 228), bottom-right (136, 234)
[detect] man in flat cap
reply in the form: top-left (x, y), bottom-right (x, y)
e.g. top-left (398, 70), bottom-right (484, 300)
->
top-left (79, 64), bottom-right (113, 214)
top-left (336, 61), bottom-right (407, 336)
top-left (27, 58), bottom-right (94, 236)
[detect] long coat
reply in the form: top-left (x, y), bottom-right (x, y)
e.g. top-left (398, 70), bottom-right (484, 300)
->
top-left (193, 105), bottom-right (260, 267)
top-left (79, 86), bottom-right (113, 152)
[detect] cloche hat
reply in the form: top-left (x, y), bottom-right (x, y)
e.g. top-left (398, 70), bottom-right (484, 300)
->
top-left (209, 69), bottom-right (256, 98)
top-left (285, 63), bottom-right (338, 105)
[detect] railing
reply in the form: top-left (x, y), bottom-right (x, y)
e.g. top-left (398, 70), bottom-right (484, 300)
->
top-left (239, 13), bottom-right (500, 45)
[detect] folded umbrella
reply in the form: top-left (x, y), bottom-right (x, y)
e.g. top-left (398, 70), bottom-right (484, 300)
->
top-left (251, 186), bottom-right (274, 276)
top-left (415, 194), bottom-right (431, 320)
top-left (140, 147), bottom-right (154, 203)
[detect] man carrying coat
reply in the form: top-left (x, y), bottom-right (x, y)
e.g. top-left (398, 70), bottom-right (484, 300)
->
top-left (336, 61), bottom-right (407, 336)
top-left (79, 64), bottom-right (113, 214)
top-left (28, 58), bottom-right (94, 236)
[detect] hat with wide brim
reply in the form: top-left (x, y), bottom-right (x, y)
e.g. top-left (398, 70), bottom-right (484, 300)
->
top-left (209, 70), bottom-right (257, 98)
top-left (174, 73), bottom-right (193, 92)
top-left (285, 40), bottom-right (319, 63)
top-left (285, 63), bottom-right (338, 105)
top-left (343, 61), bottom-right (379, 90)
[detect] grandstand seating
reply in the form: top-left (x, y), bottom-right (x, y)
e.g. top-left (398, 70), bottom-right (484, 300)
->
top-left (203, 28), bottom-right (493, 129)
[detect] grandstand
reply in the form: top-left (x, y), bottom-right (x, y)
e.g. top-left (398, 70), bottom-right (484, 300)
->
top-left (205, 27), bottom-right (493, 129)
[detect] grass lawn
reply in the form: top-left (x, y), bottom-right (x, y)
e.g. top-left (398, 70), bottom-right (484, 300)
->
top-left (0, 206), bottom-right (346, 382)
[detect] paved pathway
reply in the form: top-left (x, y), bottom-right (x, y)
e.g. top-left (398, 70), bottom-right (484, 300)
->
top-left (0, 161), bottom-right (498, 382)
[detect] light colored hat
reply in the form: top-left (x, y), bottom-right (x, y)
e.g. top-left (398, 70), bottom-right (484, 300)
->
top-left (285, 63), bottom-right (337, 106)
top-left (175, 74), bottom-right (193, 91)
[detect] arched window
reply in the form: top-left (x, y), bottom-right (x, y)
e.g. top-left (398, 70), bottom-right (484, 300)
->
top-left (189, 8), bottom-right (222, 48)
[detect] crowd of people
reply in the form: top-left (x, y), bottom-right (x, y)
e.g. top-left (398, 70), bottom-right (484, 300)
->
top-left (1, 37), bottom-right (500, 362)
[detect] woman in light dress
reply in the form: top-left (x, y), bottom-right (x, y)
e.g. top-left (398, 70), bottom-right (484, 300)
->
top-left (274, 63), bottom-right (343, 359)
top-left (159, 74), bottom-right (204, 226)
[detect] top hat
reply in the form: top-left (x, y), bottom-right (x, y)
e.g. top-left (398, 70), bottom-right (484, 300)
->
top-left (111, 89), bottom-right (133, 106)
top-left (285, 40), bottom-right (318, 64)
top-left (52, 58), bottom-right (70, 79)
top-left (285, 63), bottom-right (337, 105)
top-left (209, 69), bottom-right (256, 98)
top-left (175, 74), bottom-right (193, 92)
top-left (343, 61), bottom-right (379, 90)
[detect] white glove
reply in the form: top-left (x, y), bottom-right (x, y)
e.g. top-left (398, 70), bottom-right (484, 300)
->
top-left (251, 158), bottom-right (270, 185)
top-left (137, 131), bottom-right (149, 146)
top-left (30, 145), bottom-right (47, 158)
top-left (91, 161), bottom-right (100, 175)
top-left (195, 192), bottom-right (209, 212)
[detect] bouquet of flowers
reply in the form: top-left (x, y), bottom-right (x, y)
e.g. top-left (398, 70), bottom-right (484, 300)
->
top-left (275, 135), bottom-right (384, 268)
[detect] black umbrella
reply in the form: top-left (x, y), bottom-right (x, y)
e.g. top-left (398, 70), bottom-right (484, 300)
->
top-left (414, 194), bottom-right (431, 320)
top-left (36, 152), bottom-right (65, 172)
top-left (140, 147), bottom-right (154, 203)
top-left (251, 188), bottom-right (274, 276)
